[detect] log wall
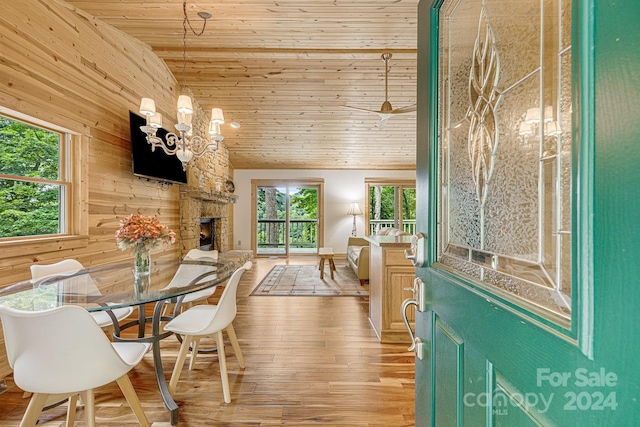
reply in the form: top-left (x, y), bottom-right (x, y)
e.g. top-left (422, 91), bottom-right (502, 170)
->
top-left (0, 0), bottom-right (232, 378)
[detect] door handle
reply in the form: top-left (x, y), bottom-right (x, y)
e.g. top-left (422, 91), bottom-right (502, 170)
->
top-left (401, 297), bottom-right (427, 359)
top-left (404, 232), bottom-right (426, 267)
top-left (401, 298), bottom-right (418, 352)
top-left (402, 277), bottom-right (427, 358)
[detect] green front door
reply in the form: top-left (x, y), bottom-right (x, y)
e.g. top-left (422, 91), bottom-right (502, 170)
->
top-left (413, 0), bottom-right (640, 425)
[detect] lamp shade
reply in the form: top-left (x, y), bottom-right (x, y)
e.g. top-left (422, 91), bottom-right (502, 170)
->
top-left (149, 112), bottom-right (163, 128)
top-left (177, 111), bottom-right (193, 126)
top-left (139, 98), bottom-right (156, 116)
top-left (209, 122), bottom-right (221, 136)
top-left (519, 122), bottom-right (533, 136)
top-left (525, 106), bottom-right (555, 124)
top-left (177, 95), bottom-right (193, 114)
top-left (524, 107), bottom-right (539, 124)
top-left (210, 108), bottom-right (225, 124)
top-left (545, 121), bottom-right (562, 136)
top-left (346, 202), bottom-right (363, 216)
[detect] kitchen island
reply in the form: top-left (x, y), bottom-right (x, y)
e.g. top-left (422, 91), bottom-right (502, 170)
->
top-left (365, 234), bottom-right (415, 343)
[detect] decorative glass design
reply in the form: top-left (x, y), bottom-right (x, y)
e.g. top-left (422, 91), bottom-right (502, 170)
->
top-left (437, 0), bottom-right (572, 325)
top-left (468, 6), bottom-right (500, 208)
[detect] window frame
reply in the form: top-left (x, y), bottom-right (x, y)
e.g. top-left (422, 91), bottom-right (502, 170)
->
top-left (0, 108), bottom-right (89, 258)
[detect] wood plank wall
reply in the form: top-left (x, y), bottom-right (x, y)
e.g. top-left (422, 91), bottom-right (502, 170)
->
top-left (0, 0), bottom-right (231, 377)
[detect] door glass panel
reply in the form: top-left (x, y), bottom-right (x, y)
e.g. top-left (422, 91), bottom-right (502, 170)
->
top-left (257, 186), bottom-right (286, 255)
top-left (289, 187), bottom-right (318, 254)
top-left (437, 0), bottom-right (572, 325)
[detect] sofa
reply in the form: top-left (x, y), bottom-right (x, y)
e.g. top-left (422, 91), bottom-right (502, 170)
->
top-left (347, 227), bottom-right (410, 285)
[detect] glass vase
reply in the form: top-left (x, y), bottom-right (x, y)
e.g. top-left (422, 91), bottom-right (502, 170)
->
top-left (133, 247), bottom-right (151, 296)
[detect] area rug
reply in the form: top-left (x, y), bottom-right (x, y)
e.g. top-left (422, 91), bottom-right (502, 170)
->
top-left (251, 264), bottom-right (368, 296)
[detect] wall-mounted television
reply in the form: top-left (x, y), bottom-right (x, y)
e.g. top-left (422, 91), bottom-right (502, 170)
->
top-left (129, 111), bottom-right (188, 185)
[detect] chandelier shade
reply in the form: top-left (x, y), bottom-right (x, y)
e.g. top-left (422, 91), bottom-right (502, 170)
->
top-left (210, 108), bottom-right (225, 124)
top-left (177, 95), bottom-right (193, 114)
top-left (150, 113), bottom-right (163, 128)
top-left (139, 98), bottom-right (156, 116)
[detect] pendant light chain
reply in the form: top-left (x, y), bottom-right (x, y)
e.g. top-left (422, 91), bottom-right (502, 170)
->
top-left (182, 7), bottom-right (187, 89)
top-left (182, 1), bottom-right (209, 89)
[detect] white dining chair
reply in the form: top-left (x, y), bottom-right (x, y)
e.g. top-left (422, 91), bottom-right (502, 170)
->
top-left (0, 305), bottom-right (150, 427)
top-left (162, 249), bottom-right (220, 315)
top-left (30, 259), bottom-right (134, 338)
top-left (163, 261), bottom-right (252, 403)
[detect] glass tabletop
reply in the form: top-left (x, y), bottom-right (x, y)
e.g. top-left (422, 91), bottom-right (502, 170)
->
top-left (0, 254), bottom-right (242, 312)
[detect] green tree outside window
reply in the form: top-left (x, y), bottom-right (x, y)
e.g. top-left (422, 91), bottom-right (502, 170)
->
top-left (0, 116), bottom-right (63, 238)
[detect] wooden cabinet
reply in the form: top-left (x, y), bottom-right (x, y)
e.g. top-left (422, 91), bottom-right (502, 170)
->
top-left (366, 236), bottom-right (415, 343)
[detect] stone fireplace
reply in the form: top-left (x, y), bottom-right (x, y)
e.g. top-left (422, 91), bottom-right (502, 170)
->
top-left (173, 92), bottom-right (239, 258)
top-left (179, 186), bottom-right (238, 258)
top-left (200, 217), bottom-right (220, 251)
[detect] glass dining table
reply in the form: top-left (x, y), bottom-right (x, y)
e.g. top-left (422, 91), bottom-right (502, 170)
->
top-left (0, 252), bottom-right (245, 425)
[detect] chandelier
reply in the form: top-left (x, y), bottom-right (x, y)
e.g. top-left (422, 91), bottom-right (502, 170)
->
top-left (138, 2), bottom-right (223, 171)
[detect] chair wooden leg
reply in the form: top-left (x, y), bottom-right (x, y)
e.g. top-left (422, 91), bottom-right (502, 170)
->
top-left (79, 389), bottom-right (96, 427)
top-left (169, 335), bottom-right (192, 395)
top-left (19, 392), bottom-right (48, 427)
top-left (216, 330), bottom-right (231, 403)
top-left (189, 337), bottom-right (201, 371)
top-left (66, 394), bottom-right (78, 427)
top-left (225, 323), bottom-right (245, 368)
top-left (116, 374), bottom-right (150, 427)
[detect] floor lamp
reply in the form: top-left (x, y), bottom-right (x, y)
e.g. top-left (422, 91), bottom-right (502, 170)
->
top-left (347, 202), bottom-right (363, 237)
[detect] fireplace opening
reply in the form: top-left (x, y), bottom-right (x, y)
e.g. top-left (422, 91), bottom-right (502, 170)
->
top-left (200, 218), bottom-right (220, 251)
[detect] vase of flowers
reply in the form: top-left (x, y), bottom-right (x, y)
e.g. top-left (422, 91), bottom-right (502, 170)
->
top-left (115, 214), bottom-right (176, 296)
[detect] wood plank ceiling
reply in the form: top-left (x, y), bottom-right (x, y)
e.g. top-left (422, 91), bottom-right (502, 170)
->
top-left (66, 0), bottom-right (419, 170)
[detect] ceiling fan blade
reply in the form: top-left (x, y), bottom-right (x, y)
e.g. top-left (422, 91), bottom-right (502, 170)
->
top-left (341, 105), bottom-right (380, 114)
top-left (377, 114), bottom-right (392, 129)
top-left (390, 104), bottom-right (417, 114)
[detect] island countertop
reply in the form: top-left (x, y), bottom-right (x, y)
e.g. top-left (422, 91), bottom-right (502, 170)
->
top-left (365, 234), bottom-right (413, 247)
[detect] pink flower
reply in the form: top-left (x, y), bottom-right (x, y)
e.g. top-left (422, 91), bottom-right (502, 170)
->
top-left (115, 214), bottom-right (176, 252)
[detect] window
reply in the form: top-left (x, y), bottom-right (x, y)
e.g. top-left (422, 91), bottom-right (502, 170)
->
top-left (0, 108), bottom-right (87, 256)
top-left (0, 115), bottom-right (69, 238)
top-left (365, 179), bottom-right (416, 236)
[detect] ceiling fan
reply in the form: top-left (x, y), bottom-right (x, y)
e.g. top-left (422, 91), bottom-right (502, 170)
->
top-left (343, 53), bottom-right (416, 129)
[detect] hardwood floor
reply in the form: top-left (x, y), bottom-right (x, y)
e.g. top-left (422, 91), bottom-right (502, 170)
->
top-left (0, 257), bottom-right (415, 426)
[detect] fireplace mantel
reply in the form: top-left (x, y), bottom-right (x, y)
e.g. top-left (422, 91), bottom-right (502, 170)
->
top-left (180, 186), bottom-right (238, 205)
